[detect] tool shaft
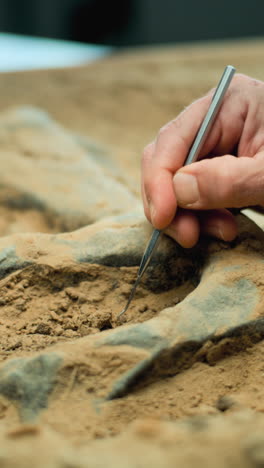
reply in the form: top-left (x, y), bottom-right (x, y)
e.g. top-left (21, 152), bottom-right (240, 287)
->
top-left (185, 65), bottom-right (235, 165)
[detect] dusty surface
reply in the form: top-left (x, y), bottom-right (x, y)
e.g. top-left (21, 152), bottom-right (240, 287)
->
top-left (0, 39), bottom-right (263, 467)
top-left (0, 262), bottom-right (194, 362)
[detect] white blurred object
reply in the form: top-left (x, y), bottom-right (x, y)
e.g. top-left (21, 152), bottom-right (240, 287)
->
top-left (0, 33), bottom-right (111, 72)
top-left (242, 208), bottom-right (264, 231)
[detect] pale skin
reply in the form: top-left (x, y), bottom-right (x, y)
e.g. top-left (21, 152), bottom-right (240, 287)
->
top-left (141, 74), bottom-right (264, 247)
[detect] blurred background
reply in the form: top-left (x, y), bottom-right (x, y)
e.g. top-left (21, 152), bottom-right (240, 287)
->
top-left (0, 0), bottom-right (263, 47)
top-left (0, 0), bottom-right (263, 71)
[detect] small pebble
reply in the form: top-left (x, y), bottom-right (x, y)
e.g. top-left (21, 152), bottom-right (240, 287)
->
top-left (216, 395), bottom-right (236, 412)
top-left (7, 424), bottom-right (41, 438)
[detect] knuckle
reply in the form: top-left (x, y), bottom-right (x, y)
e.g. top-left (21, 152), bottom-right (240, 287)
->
top-left (227, 74), bottom-right (264, 97)
top-left (232, 73), bottom-right (248, 84)
top-left (142, 142), bottom-right (154, 167)
top-left (143, 142), bottom-right (153, 157)
top-left (157, 122), bottom-right (171, 139)
top-left (158, 122), bottom-right (187, 151)
top-left (157, 116), bottom-right (184, 140)
top-left (232, 73), bottom-right (264, 89)
top-left (229, 73), bottom-right (253, 89)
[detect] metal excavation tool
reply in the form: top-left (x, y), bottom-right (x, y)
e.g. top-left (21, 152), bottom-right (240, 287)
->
top-left (118, 65), bottom-right (236, 319)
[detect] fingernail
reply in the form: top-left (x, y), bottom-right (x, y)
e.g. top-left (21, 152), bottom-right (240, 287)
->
top-left (173, 173), bottom-right (199, 207)
top-left (207, 225), bottom-right (225, 240)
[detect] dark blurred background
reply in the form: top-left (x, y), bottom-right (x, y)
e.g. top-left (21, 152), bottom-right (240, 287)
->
top-left (0, 0), bottom-right (263, 47)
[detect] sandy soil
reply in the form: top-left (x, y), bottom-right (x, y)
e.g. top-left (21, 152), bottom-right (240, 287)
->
top-left (0, 262), bottom-right (194, 363)
top-left (0, 38), bottom-right (263, 467)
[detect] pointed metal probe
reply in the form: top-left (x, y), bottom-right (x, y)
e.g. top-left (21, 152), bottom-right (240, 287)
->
top-left (119, 65), bottom-right (236, 319)
top-left (119, 228), bottom-right (162, 317)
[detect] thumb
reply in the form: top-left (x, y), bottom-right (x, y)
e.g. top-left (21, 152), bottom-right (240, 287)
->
top-left (173, 153), bottom-right (264, 210)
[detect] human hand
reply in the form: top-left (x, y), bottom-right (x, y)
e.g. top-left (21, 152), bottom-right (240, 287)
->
top-left (141, 74), bottom-right (264, 247)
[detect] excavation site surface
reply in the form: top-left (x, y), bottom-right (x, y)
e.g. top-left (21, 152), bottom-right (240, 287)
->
top-left (0, 39), bottom-right (263, 467)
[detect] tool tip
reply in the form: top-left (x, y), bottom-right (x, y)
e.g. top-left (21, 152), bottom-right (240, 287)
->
top-left (118, 307), bottom-right (127, 320)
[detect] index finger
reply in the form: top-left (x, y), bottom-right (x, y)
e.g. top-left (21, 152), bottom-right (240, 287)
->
top-left (142, 94), bottom-right (215, 229)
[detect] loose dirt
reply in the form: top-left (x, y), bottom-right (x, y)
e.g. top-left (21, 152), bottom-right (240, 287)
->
top-left (0, 262), bottom-right (194, 363)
